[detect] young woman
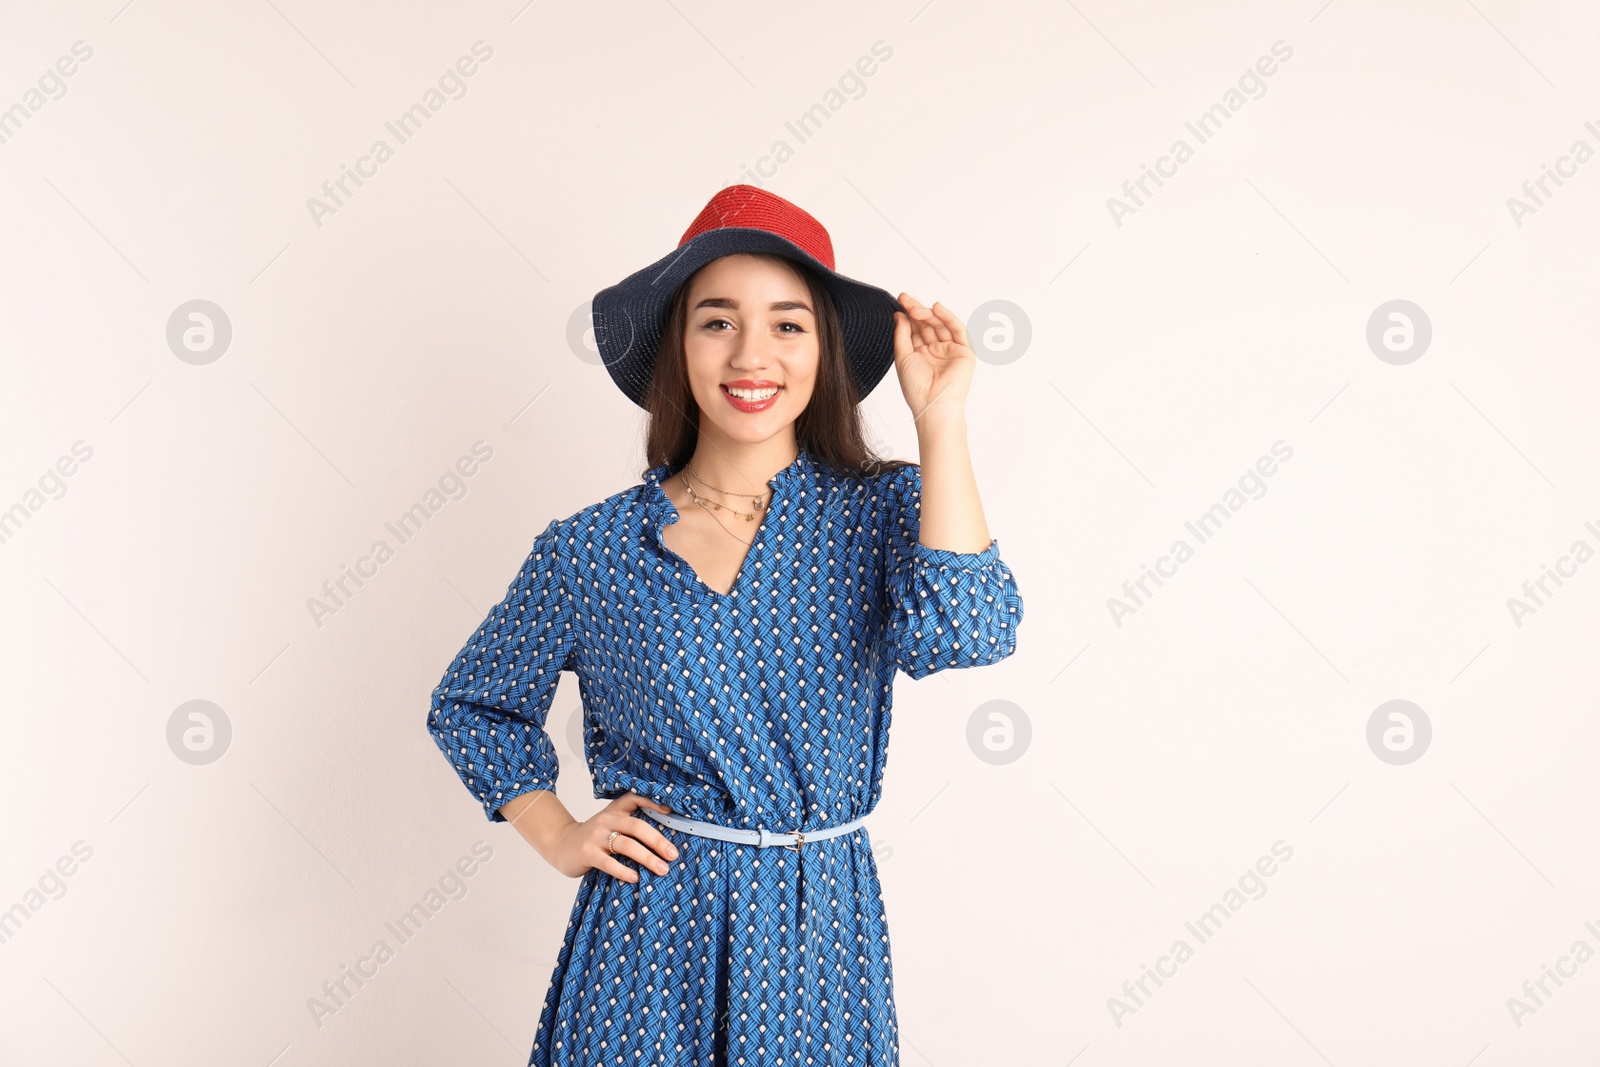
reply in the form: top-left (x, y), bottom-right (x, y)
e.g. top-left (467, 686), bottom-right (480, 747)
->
top-left (427, 184), bottom-right (1024, 1067)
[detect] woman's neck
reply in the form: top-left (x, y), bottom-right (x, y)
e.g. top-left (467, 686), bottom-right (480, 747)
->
top-left (683, 436), bottom-right (800, 496)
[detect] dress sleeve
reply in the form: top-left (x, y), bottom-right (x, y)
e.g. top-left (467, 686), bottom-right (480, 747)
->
top-left (427, 517), bottom-right (580, 821)
top-left (879, 464), bottom-right (1025, 680)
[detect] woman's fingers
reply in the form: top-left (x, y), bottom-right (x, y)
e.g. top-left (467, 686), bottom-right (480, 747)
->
top-left (931, 301), bottom-right (971, 348)
top-left (591, 827), bottom-right (649, 882)
top-left (594, 850), bottom-right (642, 883)
top-left (913, 296), bottom-right (958, 344)
top-left (624, 814), bottom-right (680, 862)
top-left (595, 831), bottom-right (670, 882)
top-left (585, 793), bottom-right (683, 882)
top-left (893, 310), bottom-right (914, 360)
top-left (608, 832), bottom-right (671, 877)
top-left (899, 292), bottom-right (944, 348)
top-left (612, 793), bottom-right (679, 860)
top-left (616, 791), bottom-right (671, 815)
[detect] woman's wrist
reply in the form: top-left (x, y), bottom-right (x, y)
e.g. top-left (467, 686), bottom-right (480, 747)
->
top-left (914, 409), bottom-right (968, 442)
top-left (500, 789), bottom-right (578, 861)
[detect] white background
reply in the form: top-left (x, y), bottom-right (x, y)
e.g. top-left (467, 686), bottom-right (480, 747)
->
top-left (2, 1), bottom-right (1598, 1064)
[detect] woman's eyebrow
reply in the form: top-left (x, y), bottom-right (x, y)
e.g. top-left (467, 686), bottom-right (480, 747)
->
top-left (693, 297), bottom-right (814, 313)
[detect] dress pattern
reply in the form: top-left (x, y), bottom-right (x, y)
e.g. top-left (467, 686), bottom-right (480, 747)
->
top-left (427, 447), bottom-right (1024, 1066)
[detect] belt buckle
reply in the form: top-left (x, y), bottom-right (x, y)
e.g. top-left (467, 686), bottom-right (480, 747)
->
top-left (784, 826), bottom-right (806, 852)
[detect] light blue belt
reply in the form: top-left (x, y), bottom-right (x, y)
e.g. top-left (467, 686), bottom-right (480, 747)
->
top-left (645, 808), bottom-right (868, 851)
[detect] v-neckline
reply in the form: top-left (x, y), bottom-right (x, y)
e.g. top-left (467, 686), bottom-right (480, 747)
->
top-left (645, 448), bottom-right (810, 606)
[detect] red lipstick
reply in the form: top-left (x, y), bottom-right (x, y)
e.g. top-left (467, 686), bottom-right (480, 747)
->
top-left (720, 379), bottom-right (783, 414)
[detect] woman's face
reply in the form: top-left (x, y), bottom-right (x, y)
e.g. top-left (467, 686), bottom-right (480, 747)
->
top-left (681, 253), bottom-right (818, 445)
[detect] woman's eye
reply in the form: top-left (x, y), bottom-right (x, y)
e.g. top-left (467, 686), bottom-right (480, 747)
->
top-left (702, 319), bottom-right (804, 333)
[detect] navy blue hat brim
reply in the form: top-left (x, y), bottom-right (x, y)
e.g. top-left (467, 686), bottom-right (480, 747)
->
top-left (592, 227), bottom-right (904, 410)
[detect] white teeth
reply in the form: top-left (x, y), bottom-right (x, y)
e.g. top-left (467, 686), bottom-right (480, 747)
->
top-left (727, 386), bottom-right (779, 400)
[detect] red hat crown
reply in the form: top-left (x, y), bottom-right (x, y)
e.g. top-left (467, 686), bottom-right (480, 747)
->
top-left (678, 184), bottom-right (836, 271)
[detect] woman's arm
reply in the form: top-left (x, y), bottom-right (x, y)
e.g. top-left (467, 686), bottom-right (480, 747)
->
top-left (425, 518), bottom-right (678, 882)
top-left (499, 789), bottom-right (575, 862)
top-left (913, 412), bottom-right (992, 554)
top-left (878, 294), bottom-right (1024, 680)
top-left (893, 293), bottom-right (995, 554)
top-left (500, 788), bottom-right (680, 883)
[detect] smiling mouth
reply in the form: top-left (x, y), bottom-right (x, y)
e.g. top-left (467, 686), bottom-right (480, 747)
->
top-left (720, 383), bottom-right (783, 414)
top-left (722, 384), bottom-right (782, 401)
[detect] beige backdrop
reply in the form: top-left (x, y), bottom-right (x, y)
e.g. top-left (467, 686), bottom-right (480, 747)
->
top-left (3, 0), bottom-right (1599, 1064)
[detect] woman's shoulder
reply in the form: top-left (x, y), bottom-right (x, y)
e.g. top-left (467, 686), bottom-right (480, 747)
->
top-left (545, 479), bottom-right (653, 538)
top-left (809, 456), bottom-right (921, 527)
top-left (811, 452), bottom-right (918, 483)
top-left (842, 456), bottom-right (921, 500)
top-left (874, 458), bottom-right (921, 492)
top-left (550, 486), bottom-right (636, 531)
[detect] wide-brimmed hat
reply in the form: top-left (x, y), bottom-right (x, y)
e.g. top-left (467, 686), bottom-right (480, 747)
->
top-left (592, 184), bottom-right (905, 410)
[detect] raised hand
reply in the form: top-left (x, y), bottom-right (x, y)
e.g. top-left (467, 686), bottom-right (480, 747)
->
top-left (892, 293), bottom-right (975, 427)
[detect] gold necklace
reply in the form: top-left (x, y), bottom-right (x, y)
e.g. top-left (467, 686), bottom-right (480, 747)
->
top-left (682, 465), bottom-right (768, 522)
top-left (678, 470), bottom-right (758, 547)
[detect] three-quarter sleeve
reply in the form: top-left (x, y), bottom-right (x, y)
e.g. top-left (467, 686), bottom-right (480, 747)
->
top-left (879, 464), bottom-right (1024, 680)
top-left (427, 517), bottom-right (580, 821)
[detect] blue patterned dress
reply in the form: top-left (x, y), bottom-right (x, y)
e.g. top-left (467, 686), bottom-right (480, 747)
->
top-left (427, 447), bottom-right (1024, 1066)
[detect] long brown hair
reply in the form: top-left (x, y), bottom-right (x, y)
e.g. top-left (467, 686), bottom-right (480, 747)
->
top-left (640, 253), bottom-right (914, 484)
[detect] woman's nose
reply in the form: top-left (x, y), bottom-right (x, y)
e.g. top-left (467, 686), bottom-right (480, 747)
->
top-left (727, 333), bottom-right (774, 370)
